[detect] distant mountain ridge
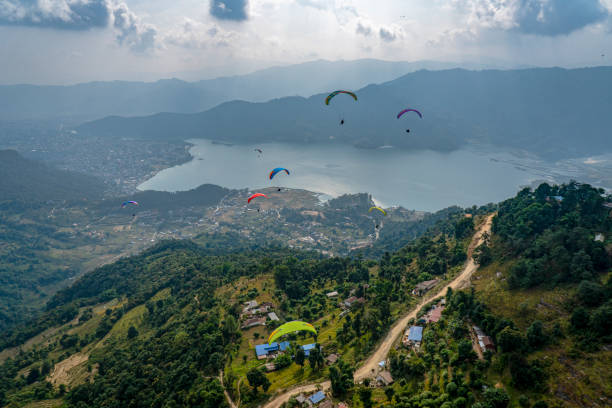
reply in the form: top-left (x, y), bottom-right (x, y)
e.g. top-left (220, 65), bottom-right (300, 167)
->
top-left (77, 67), bottom-right (612, 159)
top-left (0, 59), bottom-right (489, 121)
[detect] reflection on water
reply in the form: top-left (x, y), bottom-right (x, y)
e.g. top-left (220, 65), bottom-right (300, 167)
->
top-left (138, 139), bottom-right (609, 212)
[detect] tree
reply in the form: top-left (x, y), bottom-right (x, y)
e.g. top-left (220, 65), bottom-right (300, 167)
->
top-left (127, 325), bottom-right (139, 339)
top-left (295, 347), bottom-right (306, 367)
top-left (457, 339), bottom-right (476, 362)
top-left (358, 386), bottom-right (373, 408)
top-left (570, 307), bottom-right (589, 330)
top-left (246, 368), bottom-right (269, 393)
top-left (577, 280), bottom-right (605, 307)
top-left (329, 360), bottom-right (354, 397)
top-left (497, 326), bottom-right (524, 353)
top-left (526, 320), bottom-right (547, 349)
top-left (384, 386), bottom-right (395, 401)
top-left (308, 345), bottom-right (324, 371)
top-left (483, 388), bottom-right (510, 408)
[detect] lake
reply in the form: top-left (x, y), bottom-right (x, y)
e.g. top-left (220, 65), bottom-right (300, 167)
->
top-left (138, 139), bottom-right (590, 212)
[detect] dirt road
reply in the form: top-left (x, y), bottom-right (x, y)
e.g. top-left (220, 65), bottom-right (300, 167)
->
top-left (263, 214), bottom-right (494, 408)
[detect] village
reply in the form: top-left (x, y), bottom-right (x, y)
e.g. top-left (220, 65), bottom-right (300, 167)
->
top-left (230, 270), bottom-right (498, 408)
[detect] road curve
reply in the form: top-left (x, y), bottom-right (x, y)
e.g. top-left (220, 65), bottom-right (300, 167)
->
top-left (263, 214), bottom-right (494, 408)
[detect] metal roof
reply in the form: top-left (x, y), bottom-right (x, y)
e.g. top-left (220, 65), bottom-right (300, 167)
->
top-left (407, 326), bottom-right (423, 342)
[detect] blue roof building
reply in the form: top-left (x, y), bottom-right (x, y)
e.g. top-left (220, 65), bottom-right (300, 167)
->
top-left (309, 391), bottom-right (326, 404)
top-left (407, 326), bottom-right (423, 342)
top-left (302, 343), bottom-right (316, 356)
top-left (255, 341), bottom-right (291, 358)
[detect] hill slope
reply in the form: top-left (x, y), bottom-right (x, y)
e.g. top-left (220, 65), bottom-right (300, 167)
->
top-left (77, 67), bottom-right (612, 160)
top-left (0, 149), bottom-right (105, 201)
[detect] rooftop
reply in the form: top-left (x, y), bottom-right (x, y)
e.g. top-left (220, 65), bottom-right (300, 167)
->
top-left (407, 326), bottom-right (423, 342)
top-left (309, 391), bottom-right (326, 404)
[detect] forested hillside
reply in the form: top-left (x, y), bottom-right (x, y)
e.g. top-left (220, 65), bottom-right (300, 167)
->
top-left (0, 150), bottom-right (105, 201)
top-left (1, 183), bottom-right (610, 408)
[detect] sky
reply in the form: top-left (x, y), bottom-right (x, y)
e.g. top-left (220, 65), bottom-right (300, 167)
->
top-left (1, 0), bottom-right (611, 84)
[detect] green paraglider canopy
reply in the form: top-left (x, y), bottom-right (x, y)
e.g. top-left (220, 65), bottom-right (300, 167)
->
top-left (268, 321), bottom-right (317, 344)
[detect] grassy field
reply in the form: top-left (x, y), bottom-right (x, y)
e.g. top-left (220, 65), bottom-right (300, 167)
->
top-left (472, 261), bottom-right (612, 406)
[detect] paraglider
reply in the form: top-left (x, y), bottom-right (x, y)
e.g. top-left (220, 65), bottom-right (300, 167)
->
top-left (325, 90), bottom-right (357, 105)
top-left (121, 201), bottom-right (138, 207)
top-left (369, 206), bottom-right (387, 216)
top-left (397, 108), bottom-right (422, 133)
top-left (268, 321), bottom-right (317, 344)
top-left (254, 148), bottom-right (263, 156)
top-left (247, 193), bottom-right (268, 203)
top-left (340, 119), bottom-right (344, 125)
top-left (269, 168), bottom-right (290, 180)
top-left (397, 109), bottom-right (422, 119)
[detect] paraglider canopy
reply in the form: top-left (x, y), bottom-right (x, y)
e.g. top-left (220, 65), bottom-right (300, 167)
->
top-left (397, 109), bottom-right (423, 119)
top-left (325, 90), bottom-right (357, 105)
top-left (269, 168), bottom-right (290, 180)
top-left (121, 200), bottom-right (138, 207)
top-left (369, 206), bottom-right (387, 216)
top-left (268, 321), bottom-right (317, 344)
top-left (254, 148), bottom-right (263, 154)
top-left (248, 193), bottom-right (268, 203)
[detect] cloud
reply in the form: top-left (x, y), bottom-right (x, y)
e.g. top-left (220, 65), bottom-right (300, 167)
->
top-left (0, 1), bottom-right (158, 52)
top-left (165, 18), bottom-right (237, 49)
top-left (379, 26), bottom-right (397, 42)
top-left (0, 0), bottom-right (110, 30)
top-left (210, 0), bottom-right (248, 21)
top-left (453, 0), bottom-right (609, 36)
top-left (112, 3), bottom-right (157, 52)
top-left (355, 21), bottom-right (371, 36)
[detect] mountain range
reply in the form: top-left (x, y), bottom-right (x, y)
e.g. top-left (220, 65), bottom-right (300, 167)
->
top-left (77, 67), bottom-right (612, 160)
top-left (0, 59), bottom-right (497, 121)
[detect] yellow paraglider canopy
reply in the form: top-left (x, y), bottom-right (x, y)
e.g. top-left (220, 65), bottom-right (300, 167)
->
top-left (368, 206), bottom-right (387, 216)
top-left (268, 321), bottom-right (317, 344)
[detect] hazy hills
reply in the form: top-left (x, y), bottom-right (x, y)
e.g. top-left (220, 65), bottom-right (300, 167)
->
top-left (78, 67), bottom-right (612, 159)
top-left (0, 149), bottom-right (105, 201)
top-left (0, 59), bottom-right (480, 121)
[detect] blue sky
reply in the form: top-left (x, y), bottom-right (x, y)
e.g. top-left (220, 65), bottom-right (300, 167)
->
top-left (1, 0), bottom-right (611, 84)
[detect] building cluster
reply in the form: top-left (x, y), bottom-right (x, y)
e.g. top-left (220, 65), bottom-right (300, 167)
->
top-left (240, 300), bottom-right (278, 329)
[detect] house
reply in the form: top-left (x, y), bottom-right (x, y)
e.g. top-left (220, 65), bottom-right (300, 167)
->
top-left (378, 360), bottom-right (386, 369)
top-left (402, 326), bottom-right (423, 348)
top-left (244, 300), bottom-right (258, 310)
top-left (319, 401), bottom-right (333, 408)
top-left (472, 325), bottom-right (485, 337)
top-left (268, 312), bottom-right (280, 321)
top-left (479, 336), bottom-right (495, 352)
top-left (425, 306), bottom-right (445, 323)
top-left (337, 403), bottom-right (349, 408)
top-left (412, 279), bottom-right (439, 296)
top-left (309, 391), bottom-right (326, 405)
top-left (326, 353), bottom-right (339, 365)
top-left (241, 317), bottom-right (266, 329)
top-left (376, 370), bottom-right (394, 386)
top-left (255, 341), bottom-right (290, 359)
top-left (595, 233), bottom-right (605, 242)
top-left (326, 291), bottom-right (339, 298)
top-left (295, 394), bottom-right (307, 405)
top-left (343, 296), bottom-right (365, 308)
top-left (464, 213), bottom-right (473, 218)
top-left (302, 343), bottom-right (316, 357)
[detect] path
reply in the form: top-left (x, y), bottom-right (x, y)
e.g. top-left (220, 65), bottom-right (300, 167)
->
top-left (262, 214), bottom-right (495, 408)
top-left (220, 370), bottom-right (238, 408)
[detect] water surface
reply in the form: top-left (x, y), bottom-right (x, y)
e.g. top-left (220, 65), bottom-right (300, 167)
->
top-left (139, 140), bottom-right (560, 211)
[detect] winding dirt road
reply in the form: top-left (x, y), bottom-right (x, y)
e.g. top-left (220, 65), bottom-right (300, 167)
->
top-left (262, 214), bottom-right (494, 408)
